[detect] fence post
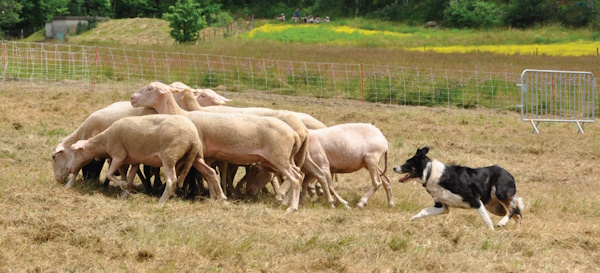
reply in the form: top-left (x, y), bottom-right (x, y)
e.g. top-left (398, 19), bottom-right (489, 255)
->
top-left (387, 66), bottom-right (392, 105)
top-left (138, 50), bottom-right (144, 82)
top-left (332, 63), bottom-right (336, 99)
top-left (249, 58), bottom-right (254, 91)
top-left (220, 55), bottom-right (226, 87)
top-left (179, 53), bottom-right (184, 83)
top-left (304, 61), bottom-right (308, 98)
top-left (108, 48), bottom-right (116, 89)
top-left (263, 60), bottom-right (268, 92)
top-left (2, 40), bottom-right (6, 87)
top-left (345, 63), bottom-right (350, 98)
top-left (94, 47), bottom-right (98, 91)
top-left (276, 60), bottom-right (281, 95)
top-left (361, 63), bottom-right (364, 105)
top-left (206, 55), bottom-right (212, 87)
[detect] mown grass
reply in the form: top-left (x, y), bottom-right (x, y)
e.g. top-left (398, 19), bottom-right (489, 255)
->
top-left (0, 82), bottom-right (599, 272)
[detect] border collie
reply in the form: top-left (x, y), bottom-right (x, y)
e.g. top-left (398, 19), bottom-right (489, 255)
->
top-left (393, 147), bottom-right (523, 230)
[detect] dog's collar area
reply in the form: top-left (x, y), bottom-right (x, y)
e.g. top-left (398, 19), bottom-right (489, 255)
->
top-left (423, 161), bottom-right (433, 184)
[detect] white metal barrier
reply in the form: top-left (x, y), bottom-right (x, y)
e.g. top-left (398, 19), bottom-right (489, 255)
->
top-left (518, 69), bottom-right (595, 133)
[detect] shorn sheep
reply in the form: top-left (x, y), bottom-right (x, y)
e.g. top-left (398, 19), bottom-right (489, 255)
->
top-left (51, 102), bottom-right (157, 188)
top-left (51, 83), bottom-right (230, 190)
top-left (130, 82), bottom-right (305, 212)
top-left (245, 123), bottom-right (394, 209)
top-left (66, 114), bottom-right (222, 203)
top-left (173, 88), bottom-right (329, 198)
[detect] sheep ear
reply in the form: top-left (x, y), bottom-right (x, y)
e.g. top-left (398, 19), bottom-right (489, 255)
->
top-left (218, 95), bottom-right (231, 102)
top-left (54, 145), bottom-right (65, 154)
top-left (71, 142), bottom-right (85, 151)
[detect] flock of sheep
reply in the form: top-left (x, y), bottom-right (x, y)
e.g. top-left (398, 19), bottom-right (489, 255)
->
top-left (51, 82), bottom-right (393, 212)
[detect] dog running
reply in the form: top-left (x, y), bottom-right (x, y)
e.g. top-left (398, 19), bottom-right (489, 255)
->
top-left (393, 147), bottom-right (523, 230)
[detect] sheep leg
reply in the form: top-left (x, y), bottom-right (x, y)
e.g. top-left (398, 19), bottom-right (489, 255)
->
top-left (120, 164), bottom-right (139, 199)
top-left (158, 165), bottom-right (178, 204)
top-left (282, 167), bottom-right (302, 213)
top-left (105, 157), bottom-right (129, 192)
top-left (302, 159), bottom-right (335, 208)
top-left (65, 170), bottom-right (79, 188)
top-left (324, 169), bottom-right (350, 209)
top-left (380, 172), bottom-right (395, 207)
top-left (357, 157), bottom-right (383, 209)
top-left (193, 158), bottom-right (227, 200)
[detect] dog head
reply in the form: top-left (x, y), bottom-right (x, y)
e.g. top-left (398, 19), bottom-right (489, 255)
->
top-left (393, 147), bottom-right (431, 183)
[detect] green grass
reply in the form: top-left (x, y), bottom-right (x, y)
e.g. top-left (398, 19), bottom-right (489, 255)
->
top-left (245, 19), bottom-right (600, 50)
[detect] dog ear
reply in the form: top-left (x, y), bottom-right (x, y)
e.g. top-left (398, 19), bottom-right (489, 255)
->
top-left (418, 146), bottom-right (429, 156)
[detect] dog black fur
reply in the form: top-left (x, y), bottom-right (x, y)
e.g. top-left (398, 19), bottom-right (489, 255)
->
top-left (393, 147), bottom-right (523, 230)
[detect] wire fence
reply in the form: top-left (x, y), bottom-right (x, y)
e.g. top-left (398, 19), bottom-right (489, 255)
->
top-left (1, 40), bottom-right (595, 112)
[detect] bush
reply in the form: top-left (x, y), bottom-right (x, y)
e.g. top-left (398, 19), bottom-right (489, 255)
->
top-left (162, 0), bottom-right (207, 43)
top-left (444, 0), bottom-right (502, 29)
top-left (76, 20), bottom-right (98, 35)
top-left (504, 0), bottom-right (551, 28)
top-left (558, 1), bottom-right (595, 28)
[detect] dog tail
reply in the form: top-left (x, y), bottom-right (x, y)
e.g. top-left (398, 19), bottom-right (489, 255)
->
top-left (511, 195), bottom-right (524, 215)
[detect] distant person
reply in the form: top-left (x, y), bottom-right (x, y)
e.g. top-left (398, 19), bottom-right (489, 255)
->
top-left (324, 16), bottom-right (330, 23)
top-left (315, 15), bottom-right (321, 24)
top-left (301, 16), bottom-right (307, 23)
top-left (308, 15), bottom-right (314, 23)
top-left (293, 8), bottom-right (300, 23)
top-left (277, 13), bottom-right (285, 21)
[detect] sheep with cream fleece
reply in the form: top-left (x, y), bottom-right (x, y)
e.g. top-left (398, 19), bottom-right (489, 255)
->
top-left (245, 123), bottom-right (394, 209)
top-left (66, 114), bottom-right (220, 203)
top-left (173, 88), bottom-right (325, 197)
top-left (130, 82), bottom-right (304, 212)
top-left (169, 82), bottom-right (230, 106)
top-left (51, 102), bottom-right (158, 188)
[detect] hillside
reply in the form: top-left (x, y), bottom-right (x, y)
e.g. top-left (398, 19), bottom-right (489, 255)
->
top-left (68, 18), bottom-right (175, 46)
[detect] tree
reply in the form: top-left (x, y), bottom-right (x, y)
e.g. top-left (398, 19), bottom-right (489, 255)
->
top-left (0, 0), bottom-right (23, 35)
top-left (504, 0), bottom-right (551, 28)
top-left (163, 0), bottom-right (207, 43)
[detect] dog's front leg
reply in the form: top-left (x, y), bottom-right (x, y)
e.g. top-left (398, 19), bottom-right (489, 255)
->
top-left (476, 200), bottom-right (495, 230)
top-left (410, 202), bottom-right (448, 221)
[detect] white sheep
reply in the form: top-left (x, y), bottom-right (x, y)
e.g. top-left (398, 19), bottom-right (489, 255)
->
top-left (171, 88), bottom-right (323, 197)
top-left (245, 123), bottom-right (394, 209)
top-left (130, 82), bottom-right (305, 212)
top-left (66, 114), bottom-right (221, 203)
top-left (170, 82), bottom-right (231, 106)
top-left (51, 102), bottom-right (157, 188)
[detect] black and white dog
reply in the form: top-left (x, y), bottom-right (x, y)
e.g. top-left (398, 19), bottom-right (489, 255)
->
top-left (393, 147), bottom-right (523, 230)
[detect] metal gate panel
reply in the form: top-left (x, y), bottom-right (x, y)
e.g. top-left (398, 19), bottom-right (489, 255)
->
top-left (519, 69), bottom-right (595, 133)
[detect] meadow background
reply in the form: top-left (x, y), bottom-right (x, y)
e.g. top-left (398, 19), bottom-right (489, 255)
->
top-left (1, 16), bottom-right (600, 272)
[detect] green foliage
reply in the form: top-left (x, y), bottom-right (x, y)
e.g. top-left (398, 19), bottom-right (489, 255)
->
top-left (114, 0), bottom-right (157, 18)
top-left (67, 0), bottom-right (111, 17)
top-left (162, 0), bottom-right (207, 43)
top-left (444, 0), bottom-right (503, 29)
top-left (76, 20), bottom-right (98, 35)
top-left (0, 0), bottom-right (23, 34)
top-left (558, 1), bottom-right (595, 27)
top-left (424, 0), bottom-right (450, 22)
top-left (504, 0), bottom-right (551, 28)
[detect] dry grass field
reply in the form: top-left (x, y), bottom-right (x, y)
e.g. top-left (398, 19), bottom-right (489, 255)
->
top-left (1, 82), bottom-right (599, 272)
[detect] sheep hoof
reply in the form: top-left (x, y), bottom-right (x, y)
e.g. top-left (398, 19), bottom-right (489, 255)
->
top-left (120, 191), bottom-right (130, 200)
top-left (357, 202), bottom-right (366, 209)
top-left (285, 207), bottom-right (298, 214)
